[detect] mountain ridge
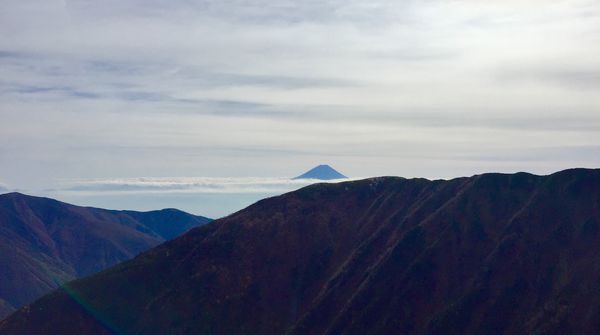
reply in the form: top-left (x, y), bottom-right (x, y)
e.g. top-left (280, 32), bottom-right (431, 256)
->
top-left (0, 192), bottom-right (211, 319)
top-left (1, 168), bottom-right (599, 334)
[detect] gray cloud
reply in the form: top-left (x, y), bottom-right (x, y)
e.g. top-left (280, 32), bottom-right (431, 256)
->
top-left (496, 66), bottom-right (600, 90)
top-left (0, 0), bottom-right (599, 214)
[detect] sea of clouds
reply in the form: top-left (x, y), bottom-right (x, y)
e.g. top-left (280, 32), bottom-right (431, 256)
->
top-left (42, 176), bottom-right (353, 218)
top-left (58, 176), bottom-right (352, 195)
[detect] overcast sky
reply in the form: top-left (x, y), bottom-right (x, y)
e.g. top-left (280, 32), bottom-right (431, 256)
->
top-left (1, 0), bottom-right (599, 216)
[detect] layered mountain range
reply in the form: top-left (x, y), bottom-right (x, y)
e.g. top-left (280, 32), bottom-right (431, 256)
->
top-left (0, 192), bottom-right (210, 319)
top-left (1, 168), bottom-right (600, 334)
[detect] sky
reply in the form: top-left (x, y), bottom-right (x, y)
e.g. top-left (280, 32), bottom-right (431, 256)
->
top-left (1, 0), bottom-right (599, 217)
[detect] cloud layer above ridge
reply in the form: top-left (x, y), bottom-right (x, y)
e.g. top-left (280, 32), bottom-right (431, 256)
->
top-left (1, 0), bottom-right (599, 190)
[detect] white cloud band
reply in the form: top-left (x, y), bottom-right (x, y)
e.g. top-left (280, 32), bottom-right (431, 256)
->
top-left (59, 177), bottom-right (351, 195)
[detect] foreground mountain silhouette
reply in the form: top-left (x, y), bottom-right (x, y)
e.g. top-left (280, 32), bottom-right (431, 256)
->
top-left (293, 164), bottom-right (347, 180)
top-left (0, 192), bottom-right (210, 319)
top-left (2, 168), bottom-right (600, 334)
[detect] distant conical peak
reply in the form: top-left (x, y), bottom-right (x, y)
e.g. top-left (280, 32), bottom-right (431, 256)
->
top-left (293, 165), bottom-right (347, 180)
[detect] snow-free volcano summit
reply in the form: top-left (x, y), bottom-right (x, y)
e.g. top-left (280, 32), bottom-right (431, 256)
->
top-left (293, 165), bottom-right (347, 180)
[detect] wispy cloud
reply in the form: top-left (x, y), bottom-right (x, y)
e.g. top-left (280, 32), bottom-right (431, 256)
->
top-left (1, 0), bottom-right (599, 192)
top-left (41, 176), bottom-right (353, 217)
top-left (496, 66), bottom-right (600, 90)
top-left (55, 177), bottom-right (350, 195)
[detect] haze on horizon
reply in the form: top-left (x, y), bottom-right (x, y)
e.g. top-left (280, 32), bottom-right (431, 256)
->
top-left (1, 0), bottom-right (599, 216)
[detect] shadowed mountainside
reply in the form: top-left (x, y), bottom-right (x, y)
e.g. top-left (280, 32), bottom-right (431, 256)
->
top-left (1, 169), bottom-right (600, 334)
top-left (0, 192), bottom-right (210, 319)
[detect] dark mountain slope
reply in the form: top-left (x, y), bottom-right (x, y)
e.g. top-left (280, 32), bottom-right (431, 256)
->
top-left (0, 193), bottom-right (210, 319)
top-left (1, 169), bottom-right (599, 335)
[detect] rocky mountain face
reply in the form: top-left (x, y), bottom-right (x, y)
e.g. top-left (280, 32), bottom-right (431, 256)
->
top-left (1, 169), bottom-right (599, 334)
top-left (0, 192), bottom-right (210, 319)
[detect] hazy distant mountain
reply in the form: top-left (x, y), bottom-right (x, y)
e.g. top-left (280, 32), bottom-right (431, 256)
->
top-left (2, 169), bottom-right (600, 334)
top-left (0, 192), bottom-right (210, 320)
top-left (293, 164), bottom-right (347, 180)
